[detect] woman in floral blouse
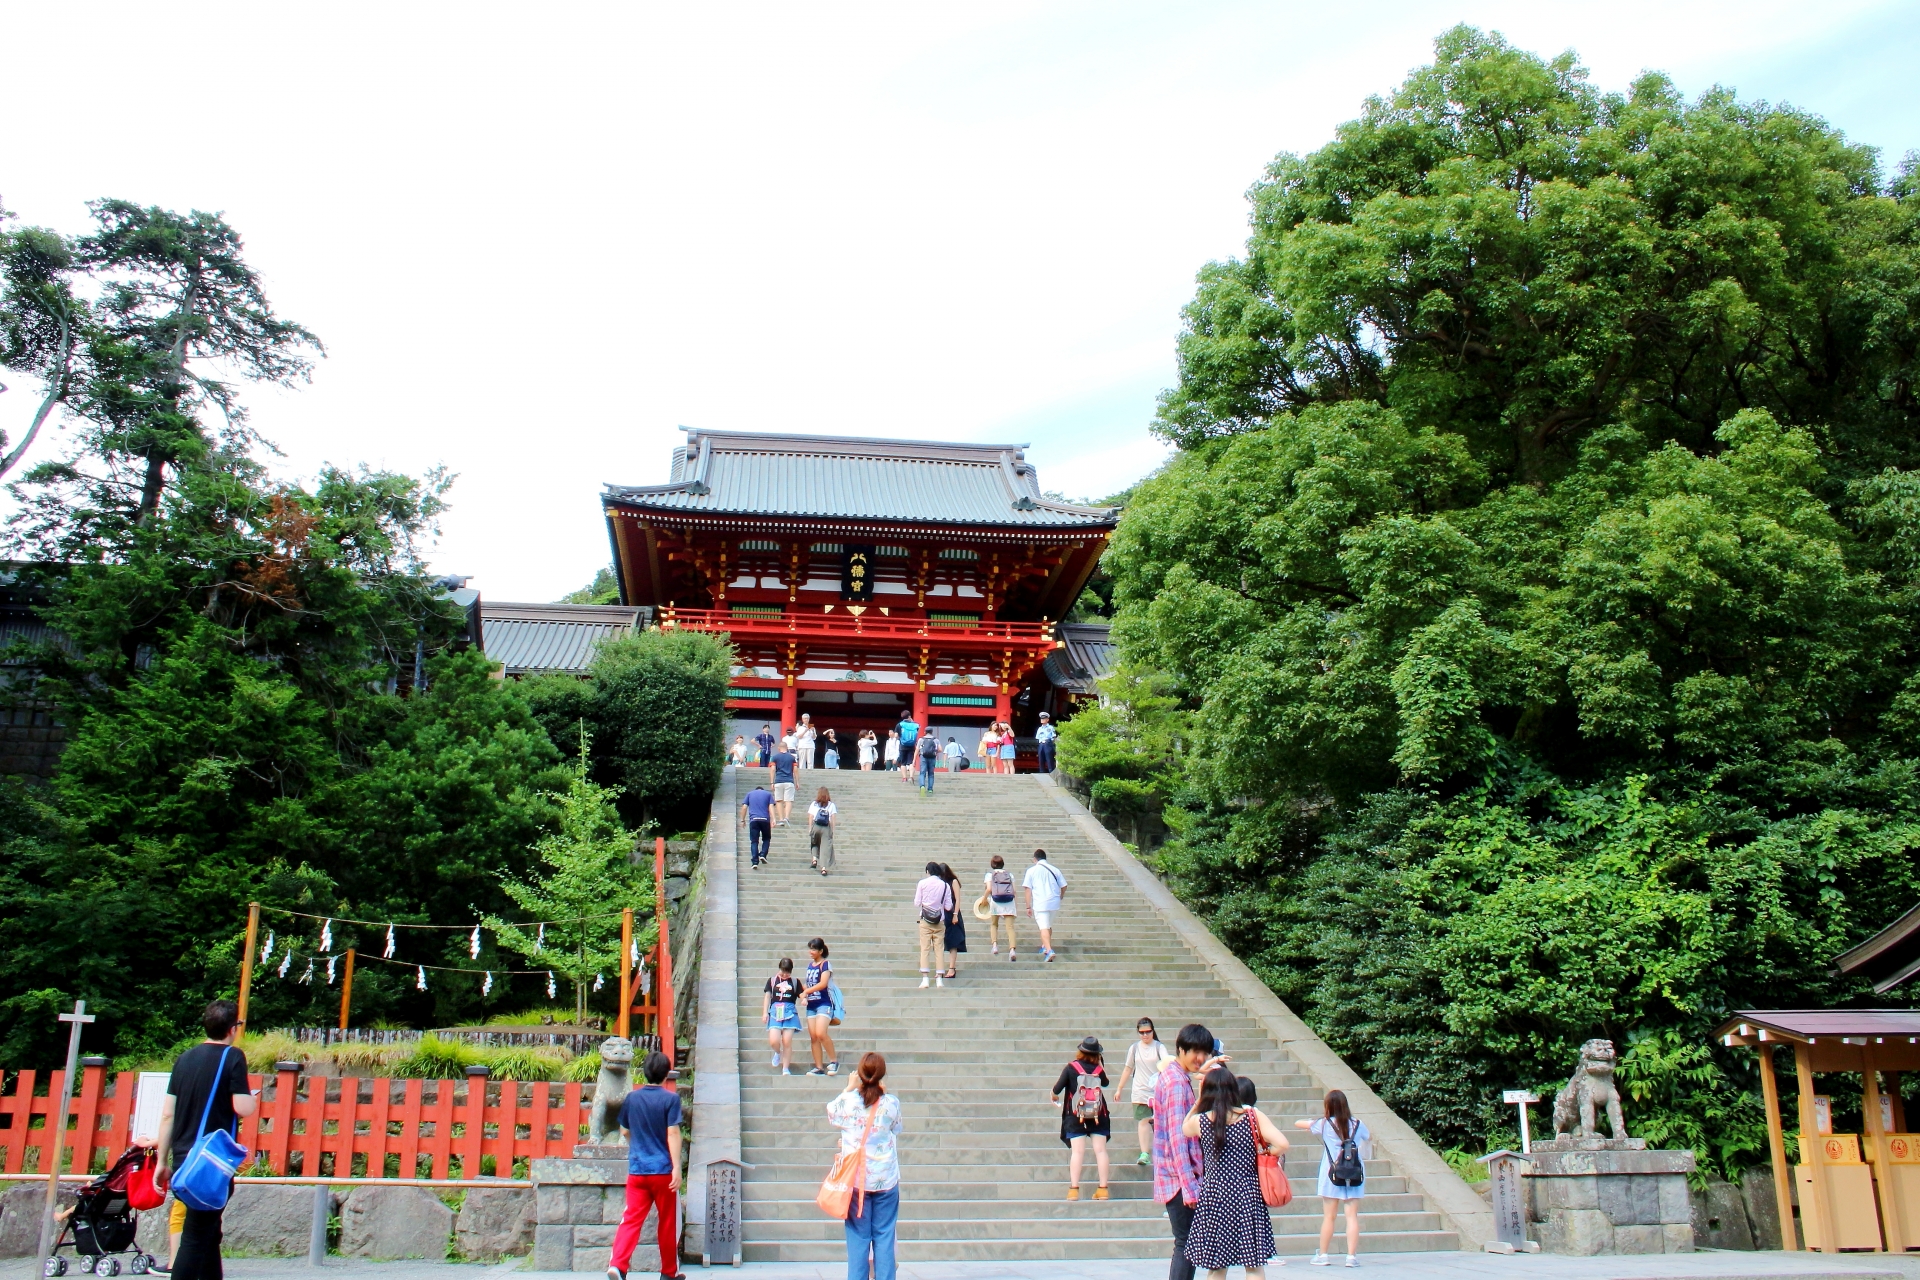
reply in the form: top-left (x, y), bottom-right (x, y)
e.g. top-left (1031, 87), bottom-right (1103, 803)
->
top-left (826, 1052), bottom-right (903, 1280)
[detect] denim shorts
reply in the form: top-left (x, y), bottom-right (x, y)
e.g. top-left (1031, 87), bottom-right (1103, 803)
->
top-left (767, 1006), bottom-right (802, 1031)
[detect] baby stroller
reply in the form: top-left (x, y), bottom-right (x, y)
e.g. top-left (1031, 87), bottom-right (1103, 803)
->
top-left (43, 1146), bottom-right (161, 1277)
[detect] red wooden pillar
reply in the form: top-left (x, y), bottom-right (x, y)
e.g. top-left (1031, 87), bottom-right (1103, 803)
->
top-left (994, 688), bottom-right (1012, 723)
top-left (779, 684), bottom-right (797, 739)
top-left (912, 685), bottom-right (930, 731)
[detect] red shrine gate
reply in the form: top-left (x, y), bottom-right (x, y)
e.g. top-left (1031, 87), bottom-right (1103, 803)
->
top-left (602, 431), bottom-right (1118, 742)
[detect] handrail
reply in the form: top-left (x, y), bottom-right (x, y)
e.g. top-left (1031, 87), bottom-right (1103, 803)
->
top-left (658, 607), bottom-right (1056, 643)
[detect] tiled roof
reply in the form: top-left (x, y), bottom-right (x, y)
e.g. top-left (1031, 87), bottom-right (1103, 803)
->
top-left (1043, 622), bottom-right (1117, 695)
top-left (604, 430), bottom-right (1120, 529)
top-left (480, 603), bottom-right (643, 675)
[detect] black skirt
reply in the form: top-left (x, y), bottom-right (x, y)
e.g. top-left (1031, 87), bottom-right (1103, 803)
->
top-left (943, 911), bottom-right (967, 953)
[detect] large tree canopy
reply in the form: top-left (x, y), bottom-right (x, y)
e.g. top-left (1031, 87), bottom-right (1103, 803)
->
top-left (1079, 28), bottom-right (1920, 1172)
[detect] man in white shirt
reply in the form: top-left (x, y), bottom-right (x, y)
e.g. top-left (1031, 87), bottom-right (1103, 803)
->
top-left (943, 736), bottom-right (966, 770)
top-left (1035, 712), bottom-right (1058, 773)
top-left (1022, 848), bottom-right (1067, 962)
top-left (796, 714), bottom-right (817, 769)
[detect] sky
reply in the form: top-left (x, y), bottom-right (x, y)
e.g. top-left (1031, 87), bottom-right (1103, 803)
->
top-left (4, 1), bottom-right (1918, 601)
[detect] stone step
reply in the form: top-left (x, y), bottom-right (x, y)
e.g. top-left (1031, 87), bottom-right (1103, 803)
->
top-left (748, 1208), bottom-right (1452, 1241)
top-left (737, 1173), bottom-right (1420, 1197)
top-left (741, 1229), bottom-right (1463, 1263)
top-left (741, 1191), bottom-right (1435, 1219)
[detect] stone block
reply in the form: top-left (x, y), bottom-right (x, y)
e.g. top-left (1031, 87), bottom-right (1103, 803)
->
top-left (533, 1224), bottom-right (572, 1272)
top-left (135, 1202), bottom-right (169, 1258)
top-left (567, 1187), bottom-right (603, 1225)
top-left (1662, 1223), bottom-right (1696, 1253)
top-left (1655, 1173), bottom-right (1692, 1226)
top-left (455, 1186), bottom-right (534, 1261)
top-left (531, 1157), bottom-right (629, 1184)
top-left (535, 1185), bottom-right (570, 1225)
top-left (1597, 1173), bottom-right (1659, 1226)
top-left (1741, 1170), bottom-right (1783, 1250)
top-left (1539, 1207), bottom-right (1611, 1255)
top-left (1691, 1179), bottom-right (1755, 1250)
top-left (1613, 1224), bottom-right (1663, 1255)
top-left (0, 1182), bottom-right (79, 1259)
top-left (224, 1184), bottom-right (333, 1256)
top-left (340, 1184), bottom-right (454, 1259)
top-left (571, 1224), bottom-right (616, 1248)
top-left (572, 1245), bottom-right (612, 1273)
top-left (601, 1185), bottom-right (625, 1225)
top-left (1536, 1174), bottom-right (1597, 1211)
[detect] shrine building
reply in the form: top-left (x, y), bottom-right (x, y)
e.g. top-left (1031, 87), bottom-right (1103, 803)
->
top-left (601, 429), bottom-right (1119, 752)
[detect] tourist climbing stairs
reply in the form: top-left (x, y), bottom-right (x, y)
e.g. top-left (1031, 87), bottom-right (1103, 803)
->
top-left (730, 768), bottom-right (1463, 1262)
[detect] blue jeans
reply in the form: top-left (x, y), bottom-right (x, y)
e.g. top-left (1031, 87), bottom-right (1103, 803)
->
top-left (1038, 741), bottom-right (1056, 772)
top-left (749, 819), bottom-right (771, 865)
top-left (918, 756), bottom-right (936, 791)
top-left (844, 1185), bottom-right (898, 1280)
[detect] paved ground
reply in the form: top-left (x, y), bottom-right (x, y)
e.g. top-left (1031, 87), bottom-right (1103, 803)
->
top-left (162, 1251), bottom-right (1920, 1280)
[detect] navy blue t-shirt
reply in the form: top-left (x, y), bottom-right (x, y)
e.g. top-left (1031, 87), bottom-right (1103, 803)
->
top-left (619, 1084), bottom-right (683, 1176)
top-left (744, 788), bottom-right (774, 822)
top-left (771, 751), bottom-right (796, 783)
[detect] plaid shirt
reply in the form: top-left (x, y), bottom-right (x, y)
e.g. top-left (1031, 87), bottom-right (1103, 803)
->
top-left (1150, 1063), bottom-right (1202, 1205)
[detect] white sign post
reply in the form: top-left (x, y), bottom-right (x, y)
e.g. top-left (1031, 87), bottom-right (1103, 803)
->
top-left (1502, 1090), bottom-right (1540, 1154)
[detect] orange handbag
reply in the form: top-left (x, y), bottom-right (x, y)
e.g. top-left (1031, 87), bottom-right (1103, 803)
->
top-left (817, 1103), bottom-right (878, 1219)
top-left (1254, 1111), bottom-right (1291, 1207)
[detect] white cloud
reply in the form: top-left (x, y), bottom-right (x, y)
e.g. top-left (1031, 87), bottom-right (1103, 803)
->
top-left (1, 0), bottom-right (1912, 599)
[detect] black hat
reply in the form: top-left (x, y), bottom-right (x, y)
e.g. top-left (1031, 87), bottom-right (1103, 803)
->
top-left (1079, 1036), bottom-right (1102, 1055)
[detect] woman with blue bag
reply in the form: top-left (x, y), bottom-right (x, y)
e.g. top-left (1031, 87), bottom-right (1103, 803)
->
top-left (150, 1000), bottom-right (257, 1280)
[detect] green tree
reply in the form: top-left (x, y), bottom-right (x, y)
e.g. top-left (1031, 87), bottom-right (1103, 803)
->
top-left (484, 734), bottom-right (651, 1025)
top-left (561, 566), bottom-right (620, 604)
top-left (0, 206), bottom-right (88, 478)
top-left (1099, 28), bottom-right (1920, 1169)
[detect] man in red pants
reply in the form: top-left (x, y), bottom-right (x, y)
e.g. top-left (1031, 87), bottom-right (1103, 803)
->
top-left (609, 1051), bottom-right (684, 1280)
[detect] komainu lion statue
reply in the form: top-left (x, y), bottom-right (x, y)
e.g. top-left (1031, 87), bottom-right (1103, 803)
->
top-left (1552, 1038), bottom-right (1627, 1140)
top-left (588, 1035), bottom-right (635, 1145)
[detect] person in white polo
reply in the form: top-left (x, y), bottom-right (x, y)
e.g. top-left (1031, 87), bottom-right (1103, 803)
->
top-left (1022, 848), bottom-right (1067, 962)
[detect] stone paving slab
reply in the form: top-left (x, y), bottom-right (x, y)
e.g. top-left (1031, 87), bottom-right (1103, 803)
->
top-left (150, 1250), bottom-right (1920, 1280)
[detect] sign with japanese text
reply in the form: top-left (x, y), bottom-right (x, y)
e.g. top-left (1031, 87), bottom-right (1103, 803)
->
top-left (841, 546), bottom-right (874, 601)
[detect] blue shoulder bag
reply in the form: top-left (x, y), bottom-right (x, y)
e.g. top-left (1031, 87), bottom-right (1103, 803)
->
top-left (172, 1046), bottom-right (250, 1211)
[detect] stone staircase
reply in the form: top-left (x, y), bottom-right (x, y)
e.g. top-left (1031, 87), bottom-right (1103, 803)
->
top-left (723, 767), bottom-right (1470, 1263)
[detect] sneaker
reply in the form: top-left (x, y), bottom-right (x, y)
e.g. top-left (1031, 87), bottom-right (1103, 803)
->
top-left (1136, 1152), bottom-right (1149, 1166)
top-left (781, 1068), bottom-right (791, 1076)
top-left (807, 1066), bottom-right (827, 1076)
top-left (919, 975), bottom-right (930, 989)
top-left (1010, 950), bottom-right (1017, 962)
top-left (935, 975), bottom-right (944, 987)
top-left (1344, 1259), bottom-right (1357, 1269)
top-left (771, 1051), bottom-right (780, 1066)
top-left (146, 1267), bottom-right (171, 1278)
top-left (991, 945), bottom-right (999, 954)
top-left (607, 1268), bottom-right (624, 1280)
top-left (1311, 1254), bottom-right (1330, 1267)
top-left (1044, 949), bottom-right (1056, 963)
top-left (826, 1062), bottom-right (838, 1075)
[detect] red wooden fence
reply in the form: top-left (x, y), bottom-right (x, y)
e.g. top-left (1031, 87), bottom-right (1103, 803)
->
top-left (0, 1063), bottom-right (590, 1180)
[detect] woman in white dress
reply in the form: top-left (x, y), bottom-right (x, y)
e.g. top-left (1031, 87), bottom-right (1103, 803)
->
top-left (858, 731), bottom-right (878, 771)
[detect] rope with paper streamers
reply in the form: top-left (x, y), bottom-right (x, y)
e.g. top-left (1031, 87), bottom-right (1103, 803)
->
top-left (259, 945), bottom-right (565, 996)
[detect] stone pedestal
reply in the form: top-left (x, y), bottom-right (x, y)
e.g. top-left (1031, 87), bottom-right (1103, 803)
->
top-left (1525, 1138), bottom-right (1696, 1255)
top-left (531, 1145), bottom-right (665, 1273)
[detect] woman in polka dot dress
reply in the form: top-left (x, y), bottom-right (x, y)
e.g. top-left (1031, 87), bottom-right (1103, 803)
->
top-left (1181, 1066), bottom-right (1290, 1279)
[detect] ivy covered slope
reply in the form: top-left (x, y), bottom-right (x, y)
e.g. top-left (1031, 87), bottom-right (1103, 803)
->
top-left (1077, 28), bottom-right (1920, 1175)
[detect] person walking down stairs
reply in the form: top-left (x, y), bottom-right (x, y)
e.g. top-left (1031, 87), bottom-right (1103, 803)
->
top-left (800, 938), bottom-right (838, 1076)
top-left (914, 863), bottom-right (953, 988)
top-left (1051, 1036), bottom-right (1112, 1202)
top-left (1115, 1017), bottom-right (1174, 1166)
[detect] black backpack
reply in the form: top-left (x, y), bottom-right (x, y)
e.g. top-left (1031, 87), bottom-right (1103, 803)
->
top-left (1327, 1120), bottom-right (1365, 1187)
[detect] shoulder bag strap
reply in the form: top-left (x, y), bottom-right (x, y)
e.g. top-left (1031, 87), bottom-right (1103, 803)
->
top-left (193, 1046), bottom-right (234, 1142)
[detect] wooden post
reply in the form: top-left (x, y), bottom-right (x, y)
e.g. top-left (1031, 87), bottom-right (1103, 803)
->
top-left (338, 949), bottom-right (355, 1031)
top-left (656, 836), bottom-right (675, 1064)
top-left (1797, 1042), bottom-right (1838, 1252)
top-left (1757, 1042), bottom-right (1798, 1250)
top-left (1891, 1073), bottom-right (1909, 1133)
top-left (237, 902), bottom-right (261, 1031)
top-left (1865, 1048), bottom-right (1903, 1252)
top-left (618, 908), bottom-right (633, 1040)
